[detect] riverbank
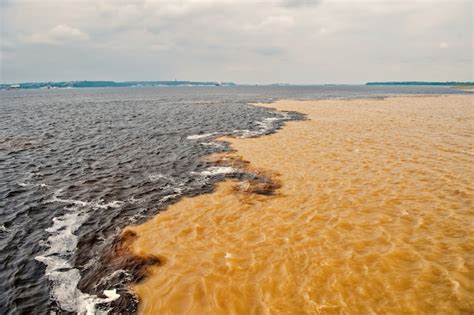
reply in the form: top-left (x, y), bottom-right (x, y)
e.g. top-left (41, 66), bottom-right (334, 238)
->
top-left (125, 95), bottom-right (473, 314)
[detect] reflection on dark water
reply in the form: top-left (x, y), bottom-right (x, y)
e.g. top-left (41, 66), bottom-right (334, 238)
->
top-left (0, 86), bottom-right (466, 313)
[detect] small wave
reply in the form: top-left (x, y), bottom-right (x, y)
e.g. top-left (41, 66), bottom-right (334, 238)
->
top-left (96, 269), bottom-right (132, 290)
top-left (192, 166), bottom-right (237, 177)
top-left (256, 117), bottom-right (281, 129)
top-left (200, 142), bottom-right (224, 147)
top-left (50, 190), bottom-right (124, 210)
top-left (459, 150), bottom-right (474, 156)
top-left (158, 182), bottom-right (187, 203)
top-left (234, 129), bottom-right (261, 138)
top-left (148, 173), bottom-right (175, 182)
top-left (17, 182), bottom-right (51, 188)
top-left (160, 193), bottom-right (180, 203)
top-left (186, 133), bottom-right (217, 140)
top-left (36, 192), bottom-right (125, 314)
top-left (234, 111), bottom-right (292, 138)
top-left (127, 196), bottom-right (142, 204)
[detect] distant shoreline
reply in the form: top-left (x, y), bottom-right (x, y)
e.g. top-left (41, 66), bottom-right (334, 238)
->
top-left (0, 80), bottom-right (236, 90)
top-left (2, 80), bottom-right (473, 90)
top-left (366, 81), bottom-right (473, 86)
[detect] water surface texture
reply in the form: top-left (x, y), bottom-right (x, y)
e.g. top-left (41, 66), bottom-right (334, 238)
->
top-left (128, 95), bottom-right (473, 314)
top-left (0, 86), bottom-right (468, 313)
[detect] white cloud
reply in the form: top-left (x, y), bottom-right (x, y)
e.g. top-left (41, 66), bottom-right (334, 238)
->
top-left (281, 0), bottom-right (321, 8)
top-left (24, 24), bottom-right (89, 45)
top-left (2, 0), bottom-right (472, 83)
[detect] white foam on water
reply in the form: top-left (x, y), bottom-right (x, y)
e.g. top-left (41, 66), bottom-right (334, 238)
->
top-left (158, 182), bottom-right (187, 203)
top-left (17, 181), bottom-right (52, 188)
top-left (192, 166), bottom-right (237, 177)
top-left (127, 196), bottom-right (142, 203)
top-left (256, 117), bottom-right (281, 129)
top-left (235, 111), bottom-right (292, 138)
top-left (35, 191), bottom-right (124, 314)
top-left (97, 269), bottom-right (131, 288)
top-left (159, 194), bottom-right (180, 203)
top-left (234, 129), bottom-right (261, 138)
top-left (148, 173), bottom-right (174, 182)
top-left (31, 110), bottom-right (291, 313)
top-left (186, 132), bottom-right (217, 140)
top-left (51, 189), bottom-right (124, 210)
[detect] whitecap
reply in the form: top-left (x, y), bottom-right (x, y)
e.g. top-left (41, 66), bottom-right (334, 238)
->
top-left (160, 194), bottom-right (180, 203)
top-left (50, 190), bottom-right (124, 210)
top-left (191, 166), bottom-right (236, 177)
top-left (186, 133), bottom-right (217, 140)
top-left (234, 111), bottom-right (292, 138)
top-left (17, 182), bottom-right (52, 188)
top-left (148, 173), bottom-right (174, 182)
top-left (36, 192), bottom-right (125, 314)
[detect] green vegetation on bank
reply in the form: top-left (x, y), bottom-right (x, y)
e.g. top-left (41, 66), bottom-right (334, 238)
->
top-left (366, 81), bottom-right (473, 86)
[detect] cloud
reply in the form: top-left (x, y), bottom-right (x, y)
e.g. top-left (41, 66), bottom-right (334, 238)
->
top-left (24, 24), bottom-right (89, 45)
top-left (281, 0), bottom-right (321, 8)
top-left (254, 47), bottom-right (285, 56)
top-left (2, 0), bottom-right (472, 83)
top-left (439, 41), bottom-right (449, 48)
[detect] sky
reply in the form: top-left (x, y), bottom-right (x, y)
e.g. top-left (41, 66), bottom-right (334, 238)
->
top-left (1, 0), bottom-right (472, 84)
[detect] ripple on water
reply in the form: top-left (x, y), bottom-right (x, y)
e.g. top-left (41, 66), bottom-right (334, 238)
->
top-left (0, 87), bottom-right (304, 313)
top-left (1, 87), bottom-right (469, 313)
top-left (127, 95), bottom-right (474, 314)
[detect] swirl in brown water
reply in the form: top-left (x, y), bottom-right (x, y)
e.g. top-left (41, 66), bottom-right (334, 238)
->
top-left (125, 95), bottom-right (473, 314)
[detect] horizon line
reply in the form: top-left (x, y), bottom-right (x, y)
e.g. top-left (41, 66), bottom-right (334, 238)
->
top-left (1, 79), bottom-right (473, 86)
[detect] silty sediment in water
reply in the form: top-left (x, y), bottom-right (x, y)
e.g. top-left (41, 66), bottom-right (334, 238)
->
top-left (125, 95), bottom-right (474, 314)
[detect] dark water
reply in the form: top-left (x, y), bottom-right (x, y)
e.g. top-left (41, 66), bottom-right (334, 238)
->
top-left (0, 85), bottom-right (467, 314)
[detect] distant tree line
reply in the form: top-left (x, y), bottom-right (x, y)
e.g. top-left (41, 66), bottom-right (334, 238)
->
top-left (0, 80), bottom-right (236, 90)
top-left (366, 81), bottom-right (473, 86)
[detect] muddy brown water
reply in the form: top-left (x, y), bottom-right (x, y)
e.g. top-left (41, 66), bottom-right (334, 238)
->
top-left (127, 95), bottom-right (473, 314)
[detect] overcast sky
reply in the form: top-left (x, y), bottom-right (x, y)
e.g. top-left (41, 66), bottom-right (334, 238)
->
top-left (1, 0), bottom-right (472, 84)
